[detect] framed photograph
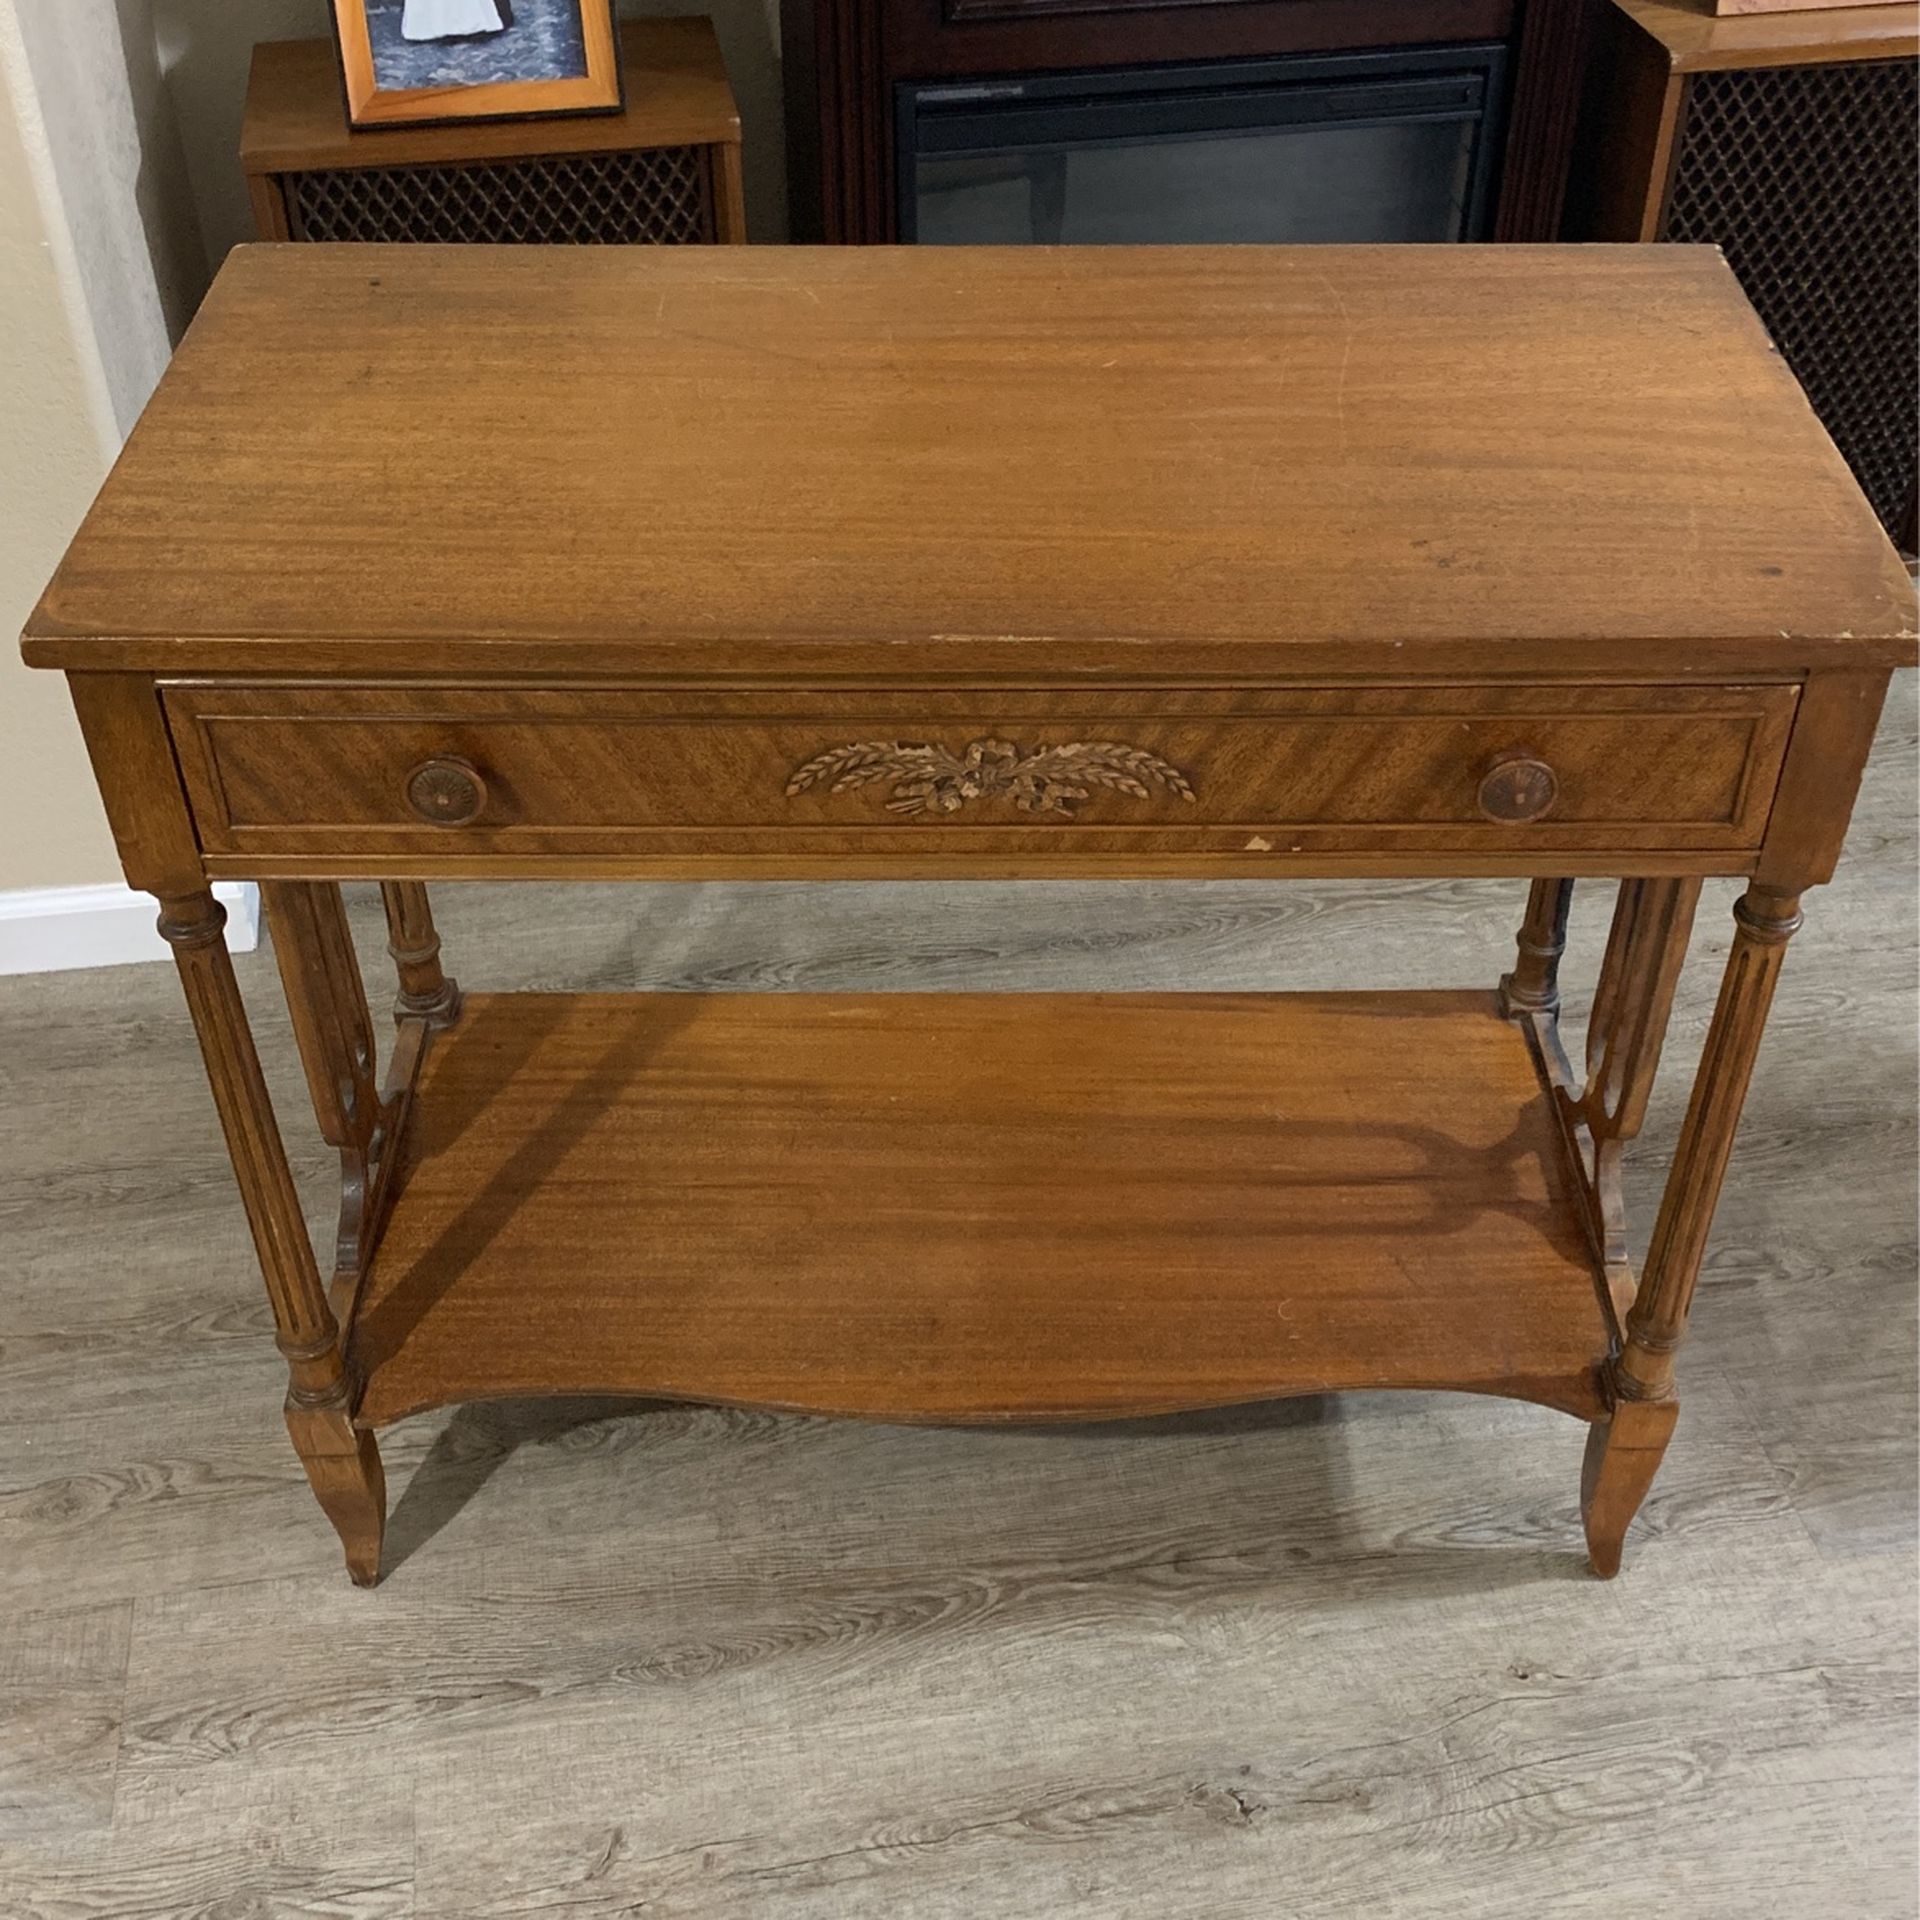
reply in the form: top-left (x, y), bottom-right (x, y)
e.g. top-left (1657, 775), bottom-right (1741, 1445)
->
top-left (329, 0), bottom-right (623, 131)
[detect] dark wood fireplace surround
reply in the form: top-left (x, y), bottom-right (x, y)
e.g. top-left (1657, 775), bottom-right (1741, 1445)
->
top-left (784, 0), bottom-right (1602, 243)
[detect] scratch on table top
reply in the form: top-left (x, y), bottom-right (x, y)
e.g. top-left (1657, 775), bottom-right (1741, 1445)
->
top-left (923, 632), bottom-right (1152, 646)
top-left (1314, 270), bottom-right (1355, 464)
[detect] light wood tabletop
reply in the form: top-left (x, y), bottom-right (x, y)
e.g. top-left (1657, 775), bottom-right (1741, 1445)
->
top-left (24, 245), bottom-right (1912, 681)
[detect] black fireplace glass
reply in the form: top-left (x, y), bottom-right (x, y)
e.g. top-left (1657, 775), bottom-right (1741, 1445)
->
top-left (899, 46), bottom-right (1508, 247)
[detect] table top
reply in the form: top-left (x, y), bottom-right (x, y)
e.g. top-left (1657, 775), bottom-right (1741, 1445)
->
top-left (25, 244), bottom-right (1915, 680)
top-left (239, 19), bottom-right (740, 175)
top-left (1613, 0), bottom-right (1917, 73)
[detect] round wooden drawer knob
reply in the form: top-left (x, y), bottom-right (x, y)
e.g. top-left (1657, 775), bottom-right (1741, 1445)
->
top-left (1478, 753), bottom-right (1558, 824)
top-left (405, 756), bottom-right (487, 827)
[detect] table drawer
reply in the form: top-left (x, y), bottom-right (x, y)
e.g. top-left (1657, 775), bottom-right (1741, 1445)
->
top-left (165, 682), bottom-right (1797, 861)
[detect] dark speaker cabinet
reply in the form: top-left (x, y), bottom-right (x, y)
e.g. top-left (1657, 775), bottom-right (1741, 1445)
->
top-left (1569, 0), bottom-right (1917, 545)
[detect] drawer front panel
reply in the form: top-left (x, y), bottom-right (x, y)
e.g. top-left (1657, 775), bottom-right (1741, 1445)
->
top-left (165, 683), bottom-right (1797, 860)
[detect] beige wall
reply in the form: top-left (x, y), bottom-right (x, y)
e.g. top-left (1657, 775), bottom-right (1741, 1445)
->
top-left (14, 0), bottom-right (207, 435)
top-left (0, 0), bottom-right (786, 899)
top-left (2, 0), bottom-right (211, 895)
top-left (0, 35), bottom-right (121, 889)
top-left (155, 0), bottom-right (788, 259)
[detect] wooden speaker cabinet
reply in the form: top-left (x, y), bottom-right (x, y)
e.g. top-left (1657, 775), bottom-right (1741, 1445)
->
top-left (1569, 0), bottom-right (1917, 544)
top-left (242, 19), bottom-right (745, 247)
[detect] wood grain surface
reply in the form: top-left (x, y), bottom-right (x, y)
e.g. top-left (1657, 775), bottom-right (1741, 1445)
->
top-left (161, 680), bottom-right (1797, 868)
top-left (1, 678), bottom-right (1911, 1916)
top-left (23, 246), bottom-right (1915, 679)
top-left (345, 989), bottom-right (1613, 1427)
top-left (1615, 0), bottom-right (1919, 70)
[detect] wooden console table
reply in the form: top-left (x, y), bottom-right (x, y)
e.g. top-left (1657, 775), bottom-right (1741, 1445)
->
top-left (24, 245), bottom-right (1913, 1586)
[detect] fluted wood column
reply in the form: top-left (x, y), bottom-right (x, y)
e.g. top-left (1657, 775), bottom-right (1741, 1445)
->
top-left (1618, 884), bottom-right (1802, 1400)
top-left (380, 881), bottom-right (461, 1028)
top-left (161, 889), bottom-right (385, 1584)
top-left (1500, 877), bottom-right (1575, 1018)
top-left (1582, 882), bottom-right (1802, 1576)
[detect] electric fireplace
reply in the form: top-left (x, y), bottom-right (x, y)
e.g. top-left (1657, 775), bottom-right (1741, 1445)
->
top-left (899, 44), bottom-right (1508, 245)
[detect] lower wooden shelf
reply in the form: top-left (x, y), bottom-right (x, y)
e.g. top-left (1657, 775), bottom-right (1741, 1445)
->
top-left (344, 990), bottom-right (1617, 1429)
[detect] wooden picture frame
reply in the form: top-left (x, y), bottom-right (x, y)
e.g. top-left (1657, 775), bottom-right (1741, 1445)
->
top-left (329, 0), bottom-right (623, 131)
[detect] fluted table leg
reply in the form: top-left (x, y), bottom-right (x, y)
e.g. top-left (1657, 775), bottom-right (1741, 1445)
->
top-left (1582, 883), bottom-right (1803, 1576)
top-left (379, 881), bottom-right (461, 1029)
top-left (160, 889), bottom-right (385, 1584)
top-left (1500, 877), bottom-right (1576, 1020)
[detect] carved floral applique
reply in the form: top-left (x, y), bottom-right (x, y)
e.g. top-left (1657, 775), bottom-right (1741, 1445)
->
top-left (785, 737), bottom-right (1196, 819)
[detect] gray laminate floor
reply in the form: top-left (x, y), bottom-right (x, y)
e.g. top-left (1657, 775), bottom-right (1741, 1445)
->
top-left (3, 679), bottom-right (1915, 1918)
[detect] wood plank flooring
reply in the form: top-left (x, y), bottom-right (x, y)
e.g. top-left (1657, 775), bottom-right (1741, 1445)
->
top-left (1, 676), bottom-right (1913, 1918)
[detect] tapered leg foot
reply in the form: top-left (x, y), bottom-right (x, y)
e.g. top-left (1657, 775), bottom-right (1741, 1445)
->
top-left (288, 1403), bottom-right (387, 1587)
top-left (1581, 1396), bottom-right (1678, 1578)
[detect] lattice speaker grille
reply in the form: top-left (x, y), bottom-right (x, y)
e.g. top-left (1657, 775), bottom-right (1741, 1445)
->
top-left (1665, 58), bottom-right (1918, 539)
top-left (287, 147), bottom-right (716, 246)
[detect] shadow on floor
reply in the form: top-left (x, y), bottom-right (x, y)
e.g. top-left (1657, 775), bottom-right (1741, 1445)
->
top-left (381, 1392), bottom-right (1596, 1592)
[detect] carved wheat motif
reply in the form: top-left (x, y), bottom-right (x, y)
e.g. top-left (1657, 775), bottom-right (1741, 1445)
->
top-left (785, 736), bottom-right (1197, 819)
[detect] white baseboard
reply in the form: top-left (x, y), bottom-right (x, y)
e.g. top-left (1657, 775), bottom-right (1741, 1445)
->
top-left (0, 882), bottom-right (260, 976)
